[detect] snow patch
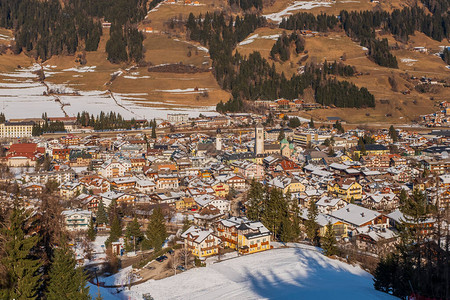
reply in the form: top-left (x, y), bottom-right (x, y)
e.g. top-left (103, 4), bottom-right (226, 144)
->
top-left (63, 66), bottom-right (96, 73)
top-left (264, 1), bottom-right (334, 23)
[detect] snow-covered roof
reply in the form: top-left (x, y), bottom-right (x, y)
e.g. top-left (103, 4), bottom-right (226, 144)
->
top-left (330, 204), bottom-right (381, 227)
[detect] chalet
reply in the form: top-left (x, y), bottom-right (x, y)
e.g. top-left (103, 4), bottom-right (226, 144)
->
top-left (327, 178), bottom-right (362, 202)
top-left (216, 217), bottom-right (271, 255)
top-left (181, 226), bottom-right (221, 259)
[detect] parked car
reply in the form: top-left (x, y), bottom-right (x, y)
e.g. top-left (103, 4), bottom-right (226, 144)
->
top-left (176, 265), bottom-right (186, 272)
top-left (156, 255), bottom-right (168, 262)
top-left (167, 249), bottom-right (174, 255)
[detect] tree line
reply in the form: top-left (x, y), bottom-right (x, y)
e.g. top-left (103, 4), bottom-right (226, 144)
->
top-left (0, 0), bottom-right (102, 60)
top-left (228, 0), bottom-right (263, 11)
top-left (0, 0), bottom-right (148, 63)
top-left (76, 111), bottom-right (147, 131)
top-left (280, 5), bottom-right (450, 68)
top-left (186, 12), bottom-right (374, 112)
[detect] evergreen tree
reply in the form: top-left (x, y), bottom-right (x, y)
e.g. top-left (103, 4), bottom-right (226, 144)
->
top-left (0, 201), bottom-right (42, 300)
top-left (87, 217), bottom-right (96, 242)
top-left (146, 206), bottom-right (167, 251)
top-left (305, 200), bottom-right (320, 246)
top-left (321, 222), bottom-right (337, 256)
top-left (151, 119), bottom-right (157, 139)
top-left (309, 118), bottom-right (315, 128)
top-left (291, 198), bottom-right (301, 239)
top-left (96, 199), bottom-right (108, 225)
top-left (389, 125), bottom-right (398, 142)
top-left (46, 245), bottom-right (90, 299)
top-left (277, 128), bottom-right (285, 141)
top-left (106, 216), bottom-right (122, 246)
top-left (246, 180), bottom-right (264, 221)
top-left (125, 217), bottom-right (143, 252)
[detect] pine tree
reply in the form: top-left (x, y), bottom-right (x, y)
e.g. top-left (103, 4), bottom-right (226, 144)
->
top-left (107, 198), bottom-right (120, 229)
top-left (277, 128), bottom-right (285, 141)
top-left (305, 200), bottom-right (320, 246)
top-left (291, 198), bottom-right (301, 239)
top-left (151, 119), bottom-right (157, 139)
top-left (0, 201), bottom-right (42, 300)
top-left (146, 206), bottom-right (167, 251)
top-left (96, 199), bottom-right (108, 225)
top-left (321, 222), bottom-right (337, 256)
top-left (246, 180), bottom-right (264, 221)
top-left (125, 217), bottom-right (143, 252)
top-left (389, 125), bottom-right (398, 142)
top-left (107, 216), bottom-right (122, 246)
top-left (46, 245), bottom-right (91, 300)
top-left (87, 217), bottom-right (96, 242)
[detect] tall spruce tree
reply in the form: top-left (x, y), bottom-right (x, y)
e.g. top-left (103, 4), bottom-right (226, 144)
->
top-left (151, 119), bottom-right (157, 139)
top-left (46, 245), bottom-right (91, 300)
top-left (0, 201), bottom-right (42, 300)
top-left (321, 222), bottom-right (337, 256)
top-left (389, 125), bottom-right (398, 142)
top-left (107, 216), bottom-right (122, 246)
top-left (87, 218), bottom-right (96, 242)
top-left (125, 217), bottom-right (143, 252)
top-left (246, 180), bottom-right (264, 221)
top-left (96, 199), bottom-right (108, 225)
top-left (146, 206), bottom-right (167, 251)
top-left (305, 200), bottom-right (320, 246)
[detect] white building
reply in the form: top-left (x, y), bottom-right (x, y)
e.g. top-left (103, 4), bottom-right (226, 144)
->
top-left (62, 209), bottom-right (92, 231)
top-left (168, 113), bottom-right (189, 123)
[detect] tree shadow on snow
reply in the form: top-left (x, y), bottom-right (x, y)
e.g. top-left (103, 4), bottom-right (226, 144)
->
top-left (243, 248), bottom-right (392, 300)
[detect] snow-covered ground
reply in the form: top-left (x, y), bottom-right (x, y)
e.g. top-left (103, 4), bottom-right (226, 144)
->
top-left (0, 64), bottom-right (219, 120)
top-left (400, 58), bottom-right (418, 66)
top-left (94, 247), bottom-right (394, 300)
top-left (238, 34), bottom-right (281, 46)
top-left (264, 1), bottom-right (334, 23)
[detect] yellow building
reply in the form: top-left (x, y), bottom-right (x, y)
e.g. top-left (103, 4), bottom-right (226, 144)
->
top-left (216, 217), bottom-right (271, 255)
top-left (353, 144), bottom-right (389, 158)
top-left (181, 227), bottom-right (221, 258)
top-left (211, 182), bottom-right (229, 197)
top-left (327, 179), bottom-right (362, 202)
top-left (175, 197), bottom-right (196, 211)
top-left (268, 176), bottom-right (305, 195)
top-left (0, 121), bottom-right (34, 138)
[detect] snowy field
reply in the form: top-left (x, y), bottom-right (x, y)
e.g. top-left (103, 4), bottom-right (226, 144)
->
top-left (0, 64), bottom-right (219, 120)
top-left (238, 34), bottom-right (281, 46)
top-left (94, 247), bottom-right (395, 300)
top-left (264, 1), bottom-right (334, 23)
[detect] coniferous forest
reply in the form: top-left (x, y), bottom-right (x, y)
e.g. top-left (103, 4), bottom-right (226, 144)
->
top-left (186, 12), bottom-right (374, 112)
top-left (0, 0), bottom-right (147, 62)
